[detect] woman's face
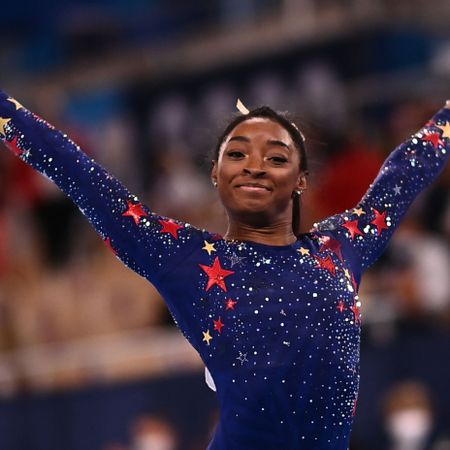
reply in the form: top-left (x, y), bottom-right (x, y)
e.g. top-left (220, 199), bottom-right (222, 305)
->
top-left (212, 118), bottom-right (307, 224)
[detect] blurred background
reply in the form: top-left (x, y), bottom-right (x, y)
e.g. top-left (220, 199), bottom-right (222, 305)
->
top-left (0, 1), bottom-right (449, 449)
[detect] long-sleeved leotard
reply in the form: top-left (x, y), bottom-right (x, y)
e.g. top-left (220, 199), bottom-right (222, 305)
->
top-left (1, 91), bottom-right (449, 449)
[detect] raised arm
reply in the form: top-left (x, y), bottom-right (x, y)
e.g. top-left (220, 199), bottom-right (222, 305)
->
top-left (312, 102), bottom-right (450, 279)
top-left (0, 91), bottom-right (203, 284)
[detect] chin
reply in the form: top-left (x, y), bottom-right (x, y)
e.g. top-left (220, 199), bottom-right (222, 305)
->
top-left (221, 194), bottom-right (290, 223)
top-left (228, 202), bottom-right (276, 222)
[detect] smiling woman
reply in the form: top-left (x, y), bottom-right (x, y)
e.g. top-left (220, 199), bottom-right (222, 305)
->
top-left (0, 91), bottom-right (449, 449)
top-left (212, 106), bottom-right (309, 242)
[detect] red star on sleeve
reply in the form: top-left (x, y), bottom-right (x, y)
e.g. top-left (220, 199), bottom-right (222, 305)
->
top-left (371, 208), bottom-right (389, 235)
top-left (314, 255), bottom-right (337, 276)
top-left (319, 235), bottom-right (343, 261)
top-left (122, 200), bottom-right (148, 225)
top-left (104, 237), bottom-right (118, 255)
top-left (350, 302), bottom-right (361, 326)
top-left (199, 257), bottom-right (235, 292)
top-left (6, 136), bottom-right (23, 157)
top-left (159, 219), bottom-right (183, 239)
top-left (423, 132), bottom-right (444, 149)
top-left (225, 298), bottom-right (238, 310)
top-left (213, 317), bottom-right (225, 334)
top-left (342, 219), bottom-right (364, 240)
top-left (337, 300), bottom-right (347, 313)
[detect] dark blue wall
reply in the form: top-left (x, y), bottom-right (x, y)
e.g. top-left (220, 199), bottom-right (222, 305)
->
top-left (0, 330), bottom-right (448, 450)
top-left (0, 371), bottom-right (218, 450)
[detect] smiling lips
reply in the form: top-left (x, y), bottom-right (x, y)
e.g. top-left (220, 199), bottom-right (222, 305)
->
top-left (235, 182), bottom-right (272, 192)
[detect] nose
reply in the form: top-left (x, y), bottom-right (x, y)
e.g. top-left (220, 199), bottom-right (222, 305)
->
top-left (243, 167), bottom-right (266, 177)
top-left (243, 155), bottom-right (266, 177)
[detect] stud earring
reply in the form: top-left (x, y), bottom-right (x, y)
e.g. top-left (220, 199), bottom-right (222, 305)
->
top-left (212, 180), bottom-right (218, 187)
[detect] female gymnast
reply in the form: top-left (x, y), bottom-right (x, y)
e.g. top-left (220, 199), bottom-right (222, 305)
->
top-left (0, 91), bottom-right (448, 449)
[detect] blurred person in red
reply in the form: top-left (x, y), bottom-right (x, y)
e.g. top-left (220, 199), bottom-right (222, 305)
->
top-left (314, 132), bottom-right (384, 218)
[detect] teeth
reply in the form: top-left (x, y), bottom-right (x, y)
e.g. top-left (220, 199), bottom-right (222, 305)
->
top-left (239, 185), bottom-right (268, 190)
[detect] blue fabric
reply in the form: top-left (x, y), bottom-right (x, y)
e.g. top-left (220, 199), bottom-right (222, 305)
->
top-left (1, 91), bottom-right (448, 449)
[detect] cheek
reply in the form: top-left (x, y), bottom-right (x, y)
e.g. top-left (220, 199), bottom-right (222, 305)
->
top-left (275, 170), bottom-right (300, 189)
top-left (215, 167), bottom-right (233, 198)
top-left (216, 161), bottom-right (236, 182)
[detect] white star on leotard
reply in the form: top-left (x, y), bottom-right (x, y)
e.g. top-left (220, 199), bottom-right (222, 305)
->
top-left (236, 352), bottom-right (249, 365)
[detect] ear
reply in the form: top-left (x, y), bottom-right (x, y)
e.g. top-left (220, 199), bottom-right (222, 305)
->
top-left (211, 160), bottom-right (218, 185)
top-left (296, 172), bottom-right (308, 191)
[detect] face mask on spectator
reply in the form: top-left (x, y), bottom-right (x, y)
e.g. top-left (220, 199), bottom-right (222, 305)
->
top-left (386, 408), bottom-right (432, 444)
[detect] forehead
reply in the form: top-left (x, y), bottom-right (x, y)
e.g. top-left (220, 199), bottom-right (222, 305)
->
top-left (225, 118), bottom-right (293, 145)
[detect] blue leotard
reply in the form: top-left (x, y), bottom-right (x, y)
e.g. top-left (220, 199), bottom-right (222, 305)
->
top-left (1, 91), bottom-right (448, 449)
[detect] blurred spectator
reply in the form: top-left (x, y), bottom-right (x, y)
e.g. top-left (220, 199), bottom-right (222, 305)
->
top-left (149, 147), bottom-right (216, 228)
top-left (130, 414), bottom-right (178, 450)
top-left (148, 95), bottom-right (191, 154)
top-left (381, 381), bottom-right (450, 450)
top-left (247, 71), bottom-right (287, 111)
top-left (420, 163), bottom-right (450, 238)
top-left (313, 133), bottom-right (384, 217)
top-left (293, 61), bottom-right (349, 132)
top-left (386, 215), bottom-right (450, 321)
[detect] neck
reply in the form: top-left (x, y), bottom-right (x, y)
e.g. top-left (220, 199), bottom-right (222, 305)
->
top-left (224, 219), bottom-right (297, 246)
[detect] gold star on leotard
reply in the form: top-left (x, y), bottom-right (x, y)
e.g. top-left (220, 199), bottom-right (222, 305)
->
top-left (436, 122), bottom-right (450, 139)
top-left (353, 207), bottom-right (365, 217)
top-left (7, 98), bottom-right (24, 110)
top-left (0, 116), bottom-right (11, 137)
top-left (202, 240), bottom-right (216, 255)
top-left (297, 247), bottom-right (310, 256)
top-left (202, 330), bottom-right (213, 345)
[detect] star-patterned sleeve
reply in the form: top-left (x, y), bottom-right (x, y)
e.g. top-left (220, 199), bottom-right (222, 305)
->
top-left (0, 91), bottom-right (202, 283)
top-left (312, 103), bottom-right (450, 280)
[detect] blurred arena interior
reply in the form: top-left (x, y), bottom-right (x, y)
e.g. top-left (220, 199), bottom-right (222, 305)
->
top-left (0, 1), bottom-right (449, 449)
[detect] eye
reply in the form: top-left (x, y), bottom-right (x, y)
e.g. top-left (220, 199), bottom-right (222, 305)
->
top-left (226, 150), bottom-right (246, 159)
top-left (267, 156), bottom-right (288, 164)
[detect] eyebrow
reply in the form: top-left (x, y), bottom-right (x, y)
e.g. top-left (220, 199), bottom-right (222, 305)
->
top-left (228, 136), bottom-right (290, 149)
top-left (267, 139), bottom-right (290, 150)
top-left (228, 136), bottom-right (250, 144)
